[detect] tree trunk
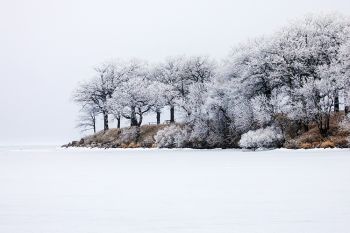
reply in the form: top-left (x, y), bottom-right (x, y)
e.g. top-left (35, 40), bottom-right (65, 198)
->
top-left (318, 115), bottom-right (330, 137)
top-left (345, 106), bottom-right (349, 115)
top-left (170, 105), bottom-right (175, 123)
top-left (117, 117), bottom-right (121, 129)
top-left (103, 111), bottom-right (109, 131)
top-left (93, 118), bottom-right (96, 133)
top-left (301, 99), bottom-right (309, 133)
top-left (303, 122), bottom-right (309, 132)
top-left (137, 108), bottom-right (143, 126)
top-left (334, 92), bottom-right (340, 112)
top-left (130, 106), bottom-right (138, 126)
top-left (156, 111), bottom-right (161, 125)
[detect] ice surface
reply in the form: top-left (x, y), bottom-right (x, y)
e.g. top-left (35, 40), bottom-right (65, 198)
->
top-left (0, 146), bottom-right (350, 233)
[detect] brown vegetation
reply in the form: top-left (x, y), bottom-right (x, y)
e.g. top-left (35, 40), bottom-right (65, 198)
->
top-left (64, 112), bottom-right (350, 149)
top-left (63, 125), bottom-right (167, 149)
top-left (283, 112), bottom-right (350, 149)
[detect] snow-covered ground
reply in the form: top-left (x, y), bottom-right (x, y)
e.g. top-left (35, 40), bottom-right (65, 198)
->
top-left (0, 146), bottom-right (349, 233)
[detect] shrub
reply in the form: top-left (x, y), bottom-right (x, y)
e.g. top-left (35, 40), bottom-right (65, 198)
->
top-left (119, 127), bottom-right (140, 144)
top-left (154, 125), bottom-right (189, 148)
top-left (283, 139), bottom-right (299, 149)
top-left (139, 136), bottom-right (155, 148)
top-left (239, 126), bottom-right (284, 149)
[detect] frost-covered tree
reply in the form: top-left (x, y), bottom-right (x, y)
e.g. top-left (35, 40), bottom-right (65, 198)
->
top-left (107, 97), bottom-right (122, 128)
top-left (296, 66), bottom-right (347, 136)
top-left (273, 13), bottom-right (349, 114)
top-left (148, 80), bottom-right (167, 124)
top-left (179, 68), bottom-right (255, 148)
top-left (153, 56), bottom-right (216, 123)
top-left (181, 56), bottom-right (216, 89)
top-left (225, 38), bottom-right (277, 100)
top-left (177, 56), bottom-right (216, 116)
top-left (223, 13), bottom-right (350, 137)
top-left (340, 39), bottom-right (350, 114)
top-left (201, 73), bottom-right (254, 147)
top-left (153, 57), bottom-right (185, 123)
top-left (110, 60), bottom-right (154, 126)
top-left (273, 14), bottom-right (350, 135)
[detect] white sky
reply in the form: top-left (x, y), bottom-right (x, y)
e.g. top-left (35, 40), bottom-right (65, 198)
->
top-left (1, 0), bottom-right (350, 145)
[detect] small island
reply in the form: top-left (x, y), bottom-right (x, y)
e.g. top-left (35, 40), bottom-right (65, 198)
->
top-left (66, 13), bottom-right (350, 150)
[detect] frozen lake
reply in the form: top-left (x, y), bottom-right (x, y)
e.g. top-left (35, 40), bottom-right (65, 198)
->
top-left (0, 146), bottom-right (350, 233)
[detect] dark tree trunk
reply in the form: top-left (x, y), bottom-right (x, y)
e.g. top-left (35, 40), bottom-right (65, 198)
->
top-left (117, 117), bottom-right (121, 129)
top-left (318, 115), bottom-right (330, 137)
top-left (300, 99), bottom-right (309, 133)
top-left (93, 119), bottom-right (96, 133)
top-left (103, 111), bottom-right (109, 131)
top-left (334, 92), bottom-right (340, 112)
top-left (303, 123), bottom-right (309, 132)
top-left (219, 108), bottom-right (231, 148)
top-left (156, 111), bottom-right (161, 125)
top-left (130, 106), bottom-right (138, 126)
top-left (345, 106), bottom-right (349, 115)
top-left (170, 105), bottom-right (175, 123)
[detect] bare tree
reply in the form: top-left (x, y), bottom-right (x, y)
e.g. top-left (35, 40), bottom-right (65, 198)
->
top-left (76, 105), bottom-right (98, 133)
top-left (73, 65), bottom-right (114, 131)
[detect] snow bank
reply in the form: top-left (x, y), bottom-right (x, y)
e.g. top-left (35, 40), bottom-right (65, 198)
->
top-left (0, 146), bottom-right (350, 233)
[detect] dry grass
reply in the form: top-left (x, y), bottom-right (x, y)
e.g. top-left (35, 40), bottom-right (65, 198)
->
top-left (283, 139), bottom-right (299, 149)
top-left (297, 127), bottom-right (323, 145)
top-left (139, 125), bottom-right (167, 142)
top-left (330, 136), bottom-right (349, 148)
top-left (284, 112), bottom-right (350, 149)
top-left (72, 124), bottom-right (169, 148)
top-left (99, 128), bottom-right (122, 142)
top-left (320, 140), bottom-right (335, 149)
top-left (300, 143), bottom-right (313, 149)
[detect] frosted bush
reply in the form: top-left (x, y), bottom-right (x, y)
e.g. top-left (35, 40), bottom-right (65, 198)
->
top-left (155, 125), bottom-right (189, 148)
top-left (119, 127), bottom-right (140, 144)
top-left (239, 126), bottom-right (283, 149)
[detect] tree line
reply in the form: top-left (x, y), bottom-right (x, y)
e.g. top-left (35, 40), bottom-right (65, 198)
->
top-left (74, 13), bottom-right (350, 148)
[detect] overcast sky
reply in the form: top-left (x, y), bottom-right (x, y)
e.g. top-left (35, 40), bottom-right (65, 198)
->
top-left (0, 0), bottom-right (349, 145)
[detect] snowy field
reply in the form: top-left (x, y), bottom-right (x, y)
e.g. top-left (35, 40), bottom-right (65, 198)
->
top-left (0, 146), bottom-right (350, 233)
